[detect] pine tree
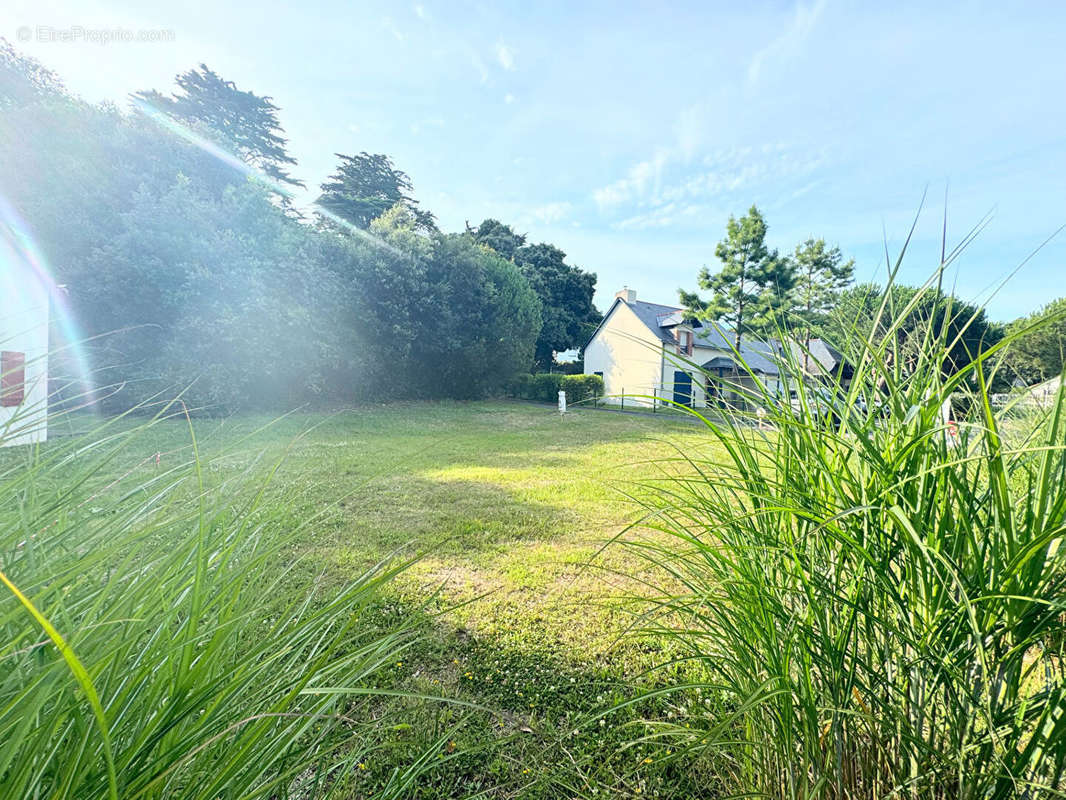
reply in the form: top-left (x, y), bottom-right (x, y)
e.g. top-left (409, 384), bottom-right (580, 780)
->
top-left (316, 152), bottom-right (436, 232)
top-left (133, 64), bottom-right (303, 189)
top-left (680, 205), bottom-right (794, 349)
top-left (791, 237), bottom-right (854, 365)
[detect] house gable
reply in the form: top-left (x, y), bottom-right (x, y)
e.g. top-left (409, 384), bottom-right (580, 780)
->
top-left (583, 298), bottom-right (668, 403)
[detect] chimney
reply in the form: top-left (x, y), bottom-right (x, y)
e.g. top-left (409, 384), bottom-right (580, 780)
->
top-left (615, 286), bottom-right (636, 304)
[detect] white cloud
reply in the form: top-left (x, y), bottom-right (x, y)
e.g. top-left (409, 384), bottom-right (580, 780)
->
top-left (413, 3), bottom-right (429, 20)
top-left (410, 117), bottom-right (445, 135)
top-left (495, 42), bottom-right (516, 71)
top-left (381, 16), bottom-right (406, 42)
top-left (747, 0), bottom-right (827, 84)
top-left (616, 205), bottom-right (679, 231)
top-left (593, 150), bottom-right (670, 209)
top-left (466, 47), bottom-right (489, 83)
top-left (594, 135), bottom-right (828, 229)
top-left (674, 105), bottom-right (706, 161)
top-left (531, 201), bottom-right (572, 224)
top-left (347, 123), bottom-right (360, 134)
top-left (504, 93), bottom-right (515, 104)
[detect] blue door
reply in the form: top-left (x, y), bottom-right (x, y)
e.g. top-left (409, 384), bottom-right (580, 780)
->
top-left (672, 370), bottom-right (693, 407)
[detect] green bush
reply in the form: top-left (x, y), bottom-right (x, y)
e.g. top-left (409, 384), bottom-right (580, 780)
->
top-left (530, 373), bottom-right (564, 402)
top-left (507, 373), bottom-right (603, 404)
top-left (560, 373), bottom-right (603, 403)
top-left (623, 265), bottom-right (1066, 797)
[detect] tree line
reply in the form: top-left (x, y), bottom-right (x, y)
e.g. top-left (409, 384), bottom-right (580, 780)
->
top-left (0, 43), bottom-right (600, 412)
top-left (3, 41), bottom-right (1056, 408)
top-left (678, 205), bottom-right (1046, 386)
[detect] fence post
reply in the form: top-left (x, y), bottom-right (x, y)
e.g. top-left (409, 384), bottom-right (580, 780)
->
top-left (621, 388), bottom-right (624, 413)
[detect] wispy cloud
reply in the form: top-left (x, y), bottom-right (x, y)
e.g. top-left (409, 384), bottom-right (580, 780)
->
top-left (381, 16), bottom-right (406, 42)
top-left (410, 117), bottom-right (446, 136)
top-left (593, 150), bottom-right (671, 209)
top-left (413, 3), bottom-right (429, 20)
top-left (531, 201), bottom-right (572, 224)
top-left (593, 134), bottom-right (827, 229)
top-left (465, 46), bottom-right (489, 83)
top-left (495, 42), bottom-right (516, 71)
top-left (747, 0), bottom-right (827, 84)
top-left (504, 93), bottom-right (515, 104)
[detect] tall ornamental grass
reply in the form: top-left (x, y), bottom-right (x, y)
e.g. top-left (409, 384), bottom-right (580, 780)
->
top-left (0, 402), bottom-right (441, 799)
top-left (626, 259), bottom-right (1066, 797)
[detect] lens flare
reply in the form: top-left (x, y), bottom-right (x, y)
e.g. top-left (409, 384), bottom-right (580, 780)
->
top-left (0, 193), bottom-right (96, 408)
top-left (2, 99), bottom-right (412, 419)
top-left (131, 98), bottom-right (405, 257)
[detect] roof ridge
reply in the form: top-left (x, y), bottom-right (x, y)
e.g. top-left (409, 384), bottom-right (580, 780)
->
top-left (630, 299), bottom-right (682, 311)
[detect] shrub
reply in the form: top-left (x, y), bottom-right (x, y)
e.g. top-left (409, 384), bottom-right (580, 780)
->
top-left (506, 373), bottom-right (603, 404)
top-left (560, 373), bottom-right (603, 403)
top-left (555, 359), bottom-right (585, 375)
top-left (530, 373), bottom-right (564, 402)
top-left (624, 264), bottom-right (1066, 797)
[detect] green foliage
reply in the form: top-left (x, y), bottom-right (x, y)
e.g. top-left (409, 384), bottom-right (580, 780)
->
top-left (508, 372), bottom-right (560, 402)
top-left (72, 177), bottom-right (357, 412)
top-left (826, 281), bottom-right (1003, 379)
top-left (626, 262), bottom-right (1066, 797)
top-left (680, 205), bottom-right (795, 347)
top-left (469, 219), bottom-right (601, 370)
top-left (134, 63), bottom-right (304, 189)
top-left (1001, 296), bottom-right (1066, 385)
top-left (508, 373), bottom-right (603, 404)
top-left (554, 358), bottom-right (585, 375)
top-left (0, 410), bottom-right (450, 799)
top-left (0, 48), bottom-right (541, 409)
top-left (561, 373), bottom-right (604, 403)
top-left (0, 403), bottom-right (734, 798)
top-left (465, 218), bottom-right (525, 260)
top-left (317, 152), bottom-right (436, 232)
top-left (0, 37), bottom-right (67, 109)
top-left (418, 233), bottom-right (542, 398)
top-left (790, 237), bottom-right (854, 341)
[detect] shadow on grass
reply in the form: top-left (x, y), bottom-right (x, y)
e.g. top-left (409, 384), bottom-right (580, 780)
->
top-left (308, 474), bottom-right (581, 562)
top-left (337, 590), bottom-right (723, 800)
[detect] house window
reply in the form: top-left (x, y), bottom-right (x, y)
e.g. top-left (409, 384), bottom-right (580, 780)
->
top-left (1, 351), bottom-right (26, 407)
top-left (678, 330), bottom-right (693, 356)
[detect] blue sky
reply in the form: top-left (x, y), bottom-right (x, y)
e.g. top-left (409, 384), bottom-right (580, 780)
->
top-left (9, 0), bottom-right (1066, 320)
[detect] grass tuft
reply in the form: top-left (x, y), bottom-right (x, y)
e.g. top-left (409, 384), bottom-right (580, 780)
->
top-left (622, 261), bottom-right (1066, 798)
top-left (0, 403), bottom-right (453, 799)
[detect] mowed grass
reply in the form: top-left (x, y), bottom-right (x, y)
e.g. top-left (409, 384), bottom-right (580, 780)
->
top-left (44, 400), bottom-right (725, 798)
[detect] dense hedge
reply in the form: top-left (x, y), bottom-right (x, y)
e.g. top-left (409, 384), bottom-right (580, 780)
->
top-left (0, 77), bottom-right (541, 411)
top-left (509, 373), bottom-right (604, 404)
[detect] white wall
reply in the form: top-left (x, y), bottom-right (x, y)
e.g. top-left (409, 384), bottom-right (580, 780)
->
top-left (1, 270), bottom-right (49, 447)
top-left (662, 343), bottom-right (711, 407)
top-left (585, 309), bottom-right (785, 411)
top-left (583, 302), bottom-right (664, 407)
top-left (663, 345), bottom-right (782, 409)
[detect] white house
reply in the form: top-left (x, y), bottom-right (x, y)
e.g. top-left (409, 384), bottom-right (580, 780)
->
top-left (583, 288), bottom-right (848, 409)
top-left (583, 288), bottom-right (778, 408)
top-left (1, 262), bottom-right (50, 446)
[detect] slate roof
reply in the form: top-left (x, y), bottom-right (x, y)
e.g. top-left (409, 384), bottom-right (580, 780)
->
top-left (624, 299), bottom-right (686, 343)
top-left (782, 338), bottom-right (849, 377)
top-left (687, 322), bottom-right (781, 375)
top-left (595, 296), bottom-right (843, 379)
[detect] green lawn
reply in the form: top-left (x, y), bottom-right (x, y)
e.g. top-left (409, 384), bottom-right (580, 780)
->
top-left (52, 400), bottom-right (725, 798)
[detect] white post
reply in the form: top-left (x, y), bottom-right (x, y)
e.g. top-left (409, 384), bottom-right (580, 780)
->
top-left (558, 389), bottom-right (567, 414)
